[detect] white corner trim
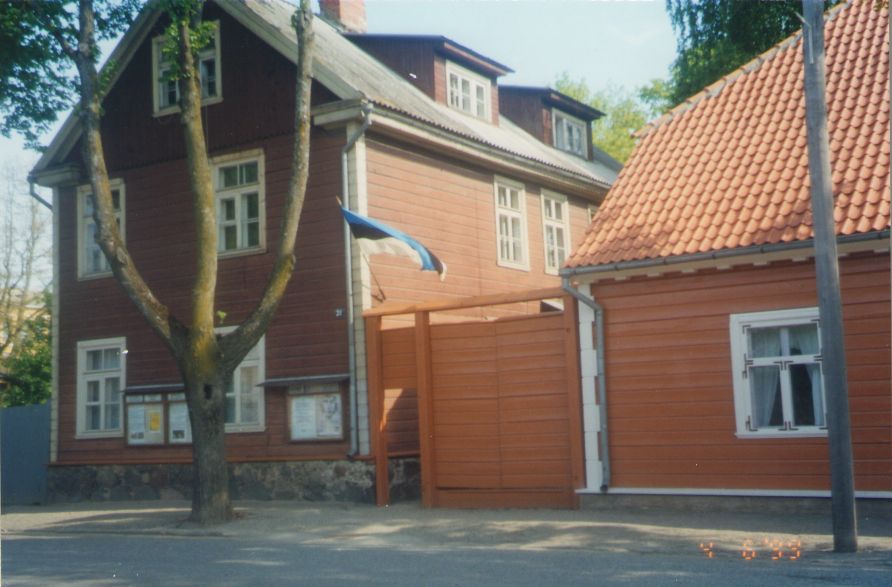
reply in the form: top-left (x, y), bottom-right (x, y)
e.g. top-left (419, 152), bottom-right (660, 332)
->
top-left (51, 188), bottom-right (61, 462)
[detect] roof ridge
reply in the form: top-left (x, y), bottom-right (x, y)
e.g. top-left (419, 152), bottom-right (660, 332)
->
top-left (636, 0), bottom-right (852, 139)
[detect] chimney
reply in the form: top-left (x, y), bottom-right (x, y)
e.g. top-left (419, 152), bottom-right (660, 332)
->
top-left (320, 0), bottom-right (367, 34)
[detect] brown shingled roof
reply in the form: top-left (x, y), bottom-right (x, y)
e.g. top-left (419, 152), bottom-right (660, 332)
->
top-left (566, 0), bottom-right (890, 270)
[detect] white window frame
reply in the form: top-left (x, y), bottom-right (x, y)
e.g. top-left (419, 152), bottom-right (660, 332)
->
top-left (211, 150), bottom-right (265, 257)
top-left (587, 204), bottom-right (600, 223)
top-left (76, 337), bottom-right (126, 438)
top-left (541, 191), bottom-right (571, 275)
top-left (445, 61), bottom-right (491, 121)
top-left (729, 307), bottom-right (827, 439)
top-left (76, 179), bottom-right (125, 280)
top-left (553, 110), bottom-right (587, 158)
top-left (152, 22), bottom-right (222, 116)
top-left (493, 176), bottom-right (529, 271)
top-left (217, 327), bottom-right (265, 433)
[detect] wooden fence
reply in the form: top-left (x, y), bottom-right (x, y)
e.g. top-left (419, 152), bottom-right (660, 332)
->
top-left (365, 288), bottom-right (585, 508)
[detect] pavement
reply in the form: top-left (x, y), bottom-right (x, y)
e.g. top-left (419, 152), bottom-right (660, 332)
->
top-left (3, 499), bottom-right (892, 552)
top-left (2, 499), bottom-right (892, 586)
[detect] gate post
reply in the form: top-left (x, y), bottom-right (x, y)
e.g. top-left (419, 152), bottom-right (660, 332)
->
top-left (365, 315), bottom-right (389, 506)
top-left (563, 295), bottom-right (585, 502)
top-left (414, 310), bottom-right (435, 507)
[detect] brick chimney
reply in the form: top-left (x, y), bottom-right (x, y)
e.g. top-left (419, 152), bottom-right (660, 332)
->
top-left (320, 0), bottom-right (367, 34)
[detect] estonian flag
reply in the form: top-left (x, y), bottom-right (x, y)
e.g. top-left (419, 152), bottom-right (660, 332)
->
top-left (341, 208), bottom-right (447, 280)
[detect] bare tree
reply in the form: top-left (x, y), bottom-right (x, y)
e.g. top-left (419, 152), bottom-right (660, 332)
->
top-left (0, 161), bottom-right (51, 359)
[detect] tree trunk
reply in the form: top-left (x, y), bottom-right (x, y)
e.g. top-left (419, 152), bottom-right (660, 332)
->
top-left (185, 373), bottom-right (231, 524)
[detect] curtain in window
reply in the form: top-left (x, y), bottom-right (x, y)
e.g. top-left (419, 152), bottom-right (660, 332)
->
top-left (750, 365), bottom-right (781, 427)
top-left (788, 323), bottom-right (819, 355)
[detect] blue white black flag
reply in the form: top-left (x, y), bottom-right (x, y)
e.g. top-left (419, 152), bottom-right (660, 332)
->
top-left (341, 208), bottom-right (446, 280)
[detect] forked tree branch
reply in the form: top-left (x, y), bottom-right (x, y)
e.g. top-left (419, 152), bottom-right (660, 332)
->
top-left (220, 0), bottom-right (314, 370)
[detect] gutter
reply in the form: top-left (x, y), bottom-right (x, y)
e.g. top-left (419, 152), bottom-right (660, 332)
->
top-left (27, 176), bottom-right (53, 211)
top-left (561, 230), bottom-right (891, 279)
top-left (561, 277), bottom-right (610, 492)
top-left (342, 102), bottom-right (374, 456)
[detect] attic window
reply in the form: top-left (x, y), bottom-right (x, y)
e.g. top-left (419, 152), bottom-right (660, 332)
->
top-left (152, 23), bottom-right (222, 115)
top-left (446, 61), bottom-right (490, 121)
top-left (553, 111), bottom-right (587, 157)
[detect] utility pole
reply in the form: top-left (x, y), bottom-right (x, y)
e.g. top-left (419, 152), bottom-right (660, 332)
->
top-left (800, 0), bottom-right (857, 553)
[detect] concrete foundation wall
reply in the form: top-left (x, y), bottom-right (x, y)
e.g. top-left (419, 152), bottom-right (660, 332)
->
top-left (47, 458), bottom-right (420, 504)
top-left (580, 493), bottom-right (892, 518)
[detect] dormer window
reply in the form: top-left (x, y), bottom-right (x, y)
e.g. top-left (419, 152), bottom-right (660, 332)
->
top-left (152, 23), bottom-right (222, 115)
top-left (553, 111), bottom-right (587, 157)
top-left (446, 61), bottom-right (490, 120)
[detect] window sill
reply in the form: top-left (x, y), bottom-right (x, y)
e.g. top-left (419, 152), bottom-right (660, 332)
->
top-left (76, 430), bottom-right (123, 440)
top-left (218, 245), bottom-right (267, 260)
top-left (225, 424), bottom-right (265, 434)
top-left (497, 260), bottom-right (530, 272)
top-left (77, 270), bottom-right (114, 282)
top-left (153, 95), bottom-right (223, 118)
top-left (735, 430), bottom-right (828, 440)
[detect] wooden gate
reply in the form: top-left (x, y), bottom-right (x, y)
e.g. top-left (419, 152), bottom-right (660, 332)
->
top-left (366, 288), bottom-right (584, 508)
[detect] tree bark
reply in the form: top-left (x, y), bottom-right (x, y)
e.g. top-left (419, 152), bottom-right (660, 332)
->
top-left (183, 368), bottom-right (231, 523)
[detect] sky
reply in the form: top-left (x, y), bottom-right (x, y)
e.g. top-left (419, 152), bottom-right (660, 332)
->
top-left (1, 0), bottom-right (678, 179)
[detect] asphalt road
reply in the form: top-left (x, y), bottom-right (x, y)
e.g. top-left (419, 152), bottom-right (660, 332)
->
top-left (3, 501), bottom-right (891, 586)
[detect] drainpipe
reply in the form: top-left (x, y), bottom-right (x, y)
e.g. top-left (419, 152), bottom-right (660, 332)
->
top-left (342, 103), bottom-right (373, 456)
top-left (562, 276), bottom-right (610, 491)
top-left (28, 177), bottom-right (53, 211)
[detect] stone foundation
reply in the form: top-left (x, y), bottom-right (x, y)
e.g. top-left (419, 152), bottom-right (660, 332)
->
top-left (47, 458), bottom-right (420, 504)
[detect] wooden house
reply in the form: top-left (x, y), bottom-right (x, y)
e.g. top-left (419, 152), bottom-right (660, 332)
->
top-left (562, 0), bottom-right (890, 502)
top-left (30, 0), bottom-right (618, 500)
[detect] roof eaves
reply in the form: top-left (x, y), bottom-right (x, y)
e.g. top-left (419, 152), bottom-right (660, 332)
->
top-left (561, 230), bottom-right (891, 277)
top-left (361, 100), bottom-right (613, 190)
top-left (31, 3), bottom-right (163, 176)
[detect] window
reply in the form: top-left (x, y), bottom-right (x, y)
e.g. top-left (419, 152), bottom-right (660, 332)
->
top-left (446, 61), bottom-right (490, 120)
top-left (212, 153), bottom-right (265, 255)
top-left (588, 205), bottom-right (600, 223)
top-left (152, 24), bottom-right (221, 115)
top-left (218, 329), bottom-right (265, 432)
top-left (553, 111), bottom-right (587, 157)
top-left (77, 338), bottom-right (125, 437)
top-left (729, 308), bottom-right (826, 437)
top-left (77, 180), bottom-right (125, 279)
top-left (541, 192), bottom-right (570, 274)
top-left (494, 177), bottom-right (528, 269)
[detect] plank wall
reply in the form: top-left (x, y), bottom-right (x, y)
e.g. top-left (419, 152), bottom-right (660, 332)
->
top-left (592, 253), bottom-right (891, 492)
top-left (55, 5), bottom-right (352, 464)
top-left (365, 137), bottom-right (595, 314)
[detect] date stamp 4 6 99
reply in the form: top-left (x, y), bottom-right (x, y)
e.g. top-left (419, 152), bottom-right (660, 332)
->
top-left (699, 538), bottom-right (803, 560)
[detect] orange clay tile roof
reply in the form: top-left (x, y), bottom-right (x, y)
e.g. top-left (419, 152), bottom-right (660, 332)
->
top-left (566, 0), bottom-right (890, 270)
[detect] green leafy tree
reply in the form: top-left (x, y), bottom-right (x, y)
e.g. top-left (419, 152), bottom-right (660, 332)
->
top-left (2, 293), bottom-right (51, 407)
top-left (2, 0), bottom-right (315, 524)
top-left (555, 73), bottom-right (657, 163)
top-left (665, 0), bottom-right (840, 105)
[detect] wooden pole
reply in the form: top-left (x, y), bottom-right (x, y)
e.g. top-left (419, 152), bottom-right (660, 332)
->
top-left (801, 0), bottom-right (857, 553)
top-left (365, 316), bottom-right (389, 506)
top-left (414, 311), bottom-right (435, 507)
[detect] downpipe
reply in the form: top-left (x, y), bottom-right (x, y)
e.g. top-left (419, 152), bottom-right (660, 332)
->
top-left (342, 103), bottom-right (374, 456)
top-left (562, 276), bottom-right (610, 491)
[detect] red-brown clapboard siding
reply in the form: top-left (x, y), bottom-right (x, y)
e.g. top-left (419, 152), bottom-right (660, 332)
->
top-left (346, 37), bottom-right (438, 101)
top-left (365, 137), bottom-right (593, 309)
top-left (499, 92), bottom-right (547, 146)
top-left (63, 4), bottom-right (339, 172)
top-left (592, 253), bottom-right (891, 492)
top-left (55, 6), bottom-right (356, 463)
